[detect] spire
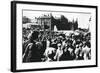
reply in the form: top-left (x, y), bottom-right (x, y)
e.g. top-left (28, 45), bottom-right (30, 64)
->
top-left (88, 16), bottom-right (91, 31)
top-left (89, 16), bottom-right (91, 22)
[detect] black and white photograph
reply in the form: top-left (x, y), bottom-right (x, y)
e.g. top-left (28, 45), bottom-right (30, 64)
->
top-left (22, 10), bottom-right (91, 62)
top-left (11, 1), bottom-right (97, 72)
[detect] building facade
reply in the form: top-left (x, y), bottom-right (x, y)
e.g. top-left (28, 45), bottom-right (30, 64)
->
top-left (36, 13), bottom-right (78, 31)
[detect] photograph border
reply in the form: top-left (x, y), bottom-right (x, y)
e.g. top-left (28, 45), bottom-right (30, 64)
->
top-left (11, 1), bottom-right (98, 72)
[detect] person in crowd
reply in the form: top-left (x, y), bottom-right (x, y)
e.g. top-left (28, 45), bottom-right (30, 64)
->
top-left (75, 43), bottom-right (83, 60)
top-left (23, 30), bottom-right (42, 62)
top-left (54, 43), bottom-right (63, 61)
top-left (43, 47), bottom-right (56, 61)
top-left (81, 41), bottom-right (91, 60)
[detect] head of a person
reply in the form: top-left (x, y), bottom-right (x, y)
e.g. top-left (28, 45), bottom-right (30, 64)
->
top-left (57, 43), bottom-right (62, 49)
top-left (85, 41), bottom-right (91, 48)
top-left (76, 44), bottom-right (79, 49)
top-left (29, 30), bottom-right (39, 43)
top-left (47, 51), bottom-right (55, 60)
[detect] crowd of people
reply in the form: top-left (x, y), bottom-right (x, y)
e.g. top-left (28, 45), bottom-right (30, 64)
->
top-left (22, 28), bottom-right (91, 62)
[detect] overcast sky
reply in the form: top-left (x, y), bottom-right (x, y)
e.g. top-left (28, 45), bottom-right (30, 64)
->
top-left (23, 10), bottom-right (91, 29)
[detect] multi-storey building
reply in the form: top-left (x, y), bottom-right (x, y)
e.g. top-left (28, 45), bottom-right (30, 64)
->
top-left (36, 13), bottom-right (78, 31)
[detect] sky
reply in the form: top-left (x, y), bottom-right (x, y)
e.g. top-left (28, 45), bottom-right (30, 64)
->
top-left (23, 10), bottom-right (91, 29)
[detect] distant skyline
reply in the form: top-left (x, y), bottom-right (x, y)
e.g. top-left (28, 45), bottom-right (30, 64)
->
top-left (23, 10), bottom-right (91, 29)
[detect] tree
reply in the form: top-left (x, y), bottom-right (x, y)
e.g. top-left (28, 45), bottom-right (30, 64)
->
top-left (22, 16), bottom-right (31, 24)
